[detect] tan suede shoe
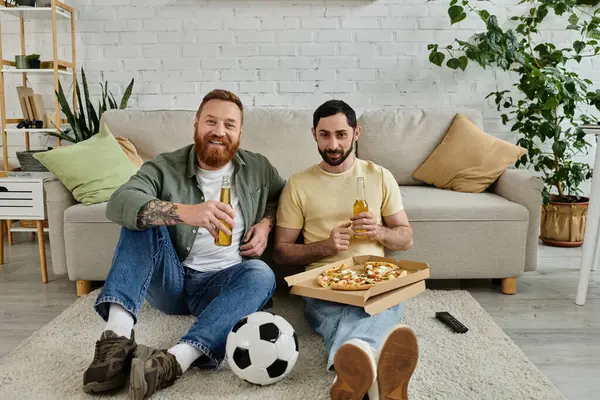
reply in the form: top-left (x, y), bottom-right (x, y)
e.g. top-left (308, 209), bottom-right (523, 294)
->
top-left (330, 339), bottom-right (377, 400)
top-left (375, 325), bottom-right (419, 400)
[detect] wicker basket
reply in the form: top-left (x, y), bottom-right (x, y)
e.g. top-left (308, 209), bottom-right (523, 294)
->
top-left (16, 150), bottom-right (49, 172)
top-left (19, 219), bottom-right (49, 229)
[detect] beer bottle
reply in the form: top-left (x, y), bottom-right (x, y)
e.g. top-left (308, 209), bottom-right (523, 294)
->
top-left (353, 177), bottom-right (368, 239)
top-left (215, 175), bottom-right (232, 247)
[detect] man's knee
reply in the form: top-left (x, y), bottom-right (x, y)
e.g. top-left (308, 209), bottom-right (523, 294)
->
top-left (240, 260), bottom-right (276, 291)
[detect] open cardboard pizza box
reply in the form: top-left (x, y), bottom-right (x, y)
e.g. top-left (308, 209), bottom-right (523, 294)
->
top-left (284, 255), bottom-right (430, 316)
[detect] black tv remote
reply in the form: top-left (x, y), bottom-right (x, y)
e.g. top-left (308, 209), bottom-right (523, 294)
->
top-left (435, 311), bottom-right (468, 333)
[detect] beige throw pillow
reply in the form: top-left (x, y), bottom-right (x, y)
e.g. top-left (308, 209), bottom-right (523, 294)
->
top-left (412, 114), bottom-right (526, 193)
top-left (115, 136), bottom-right (144, 168)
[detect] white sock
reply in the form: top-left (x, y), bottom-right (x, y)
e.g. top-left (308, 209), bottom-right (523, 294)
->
top-left (104, 303), bottom-right (134, 339)
top-left (168, 343), bottom-right (204, 373)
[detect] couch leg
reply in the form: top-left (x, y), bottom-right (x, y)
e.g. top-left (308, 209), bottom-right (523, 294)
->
top-left (76, 280), bottom-right (92, 297)
top-left (501, 277), bottom-right (517, 295)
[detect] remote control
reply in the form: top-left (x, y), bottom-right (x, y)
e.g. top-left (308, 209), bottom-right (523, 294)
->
top-left (435, 311), bottom-right (468, 333)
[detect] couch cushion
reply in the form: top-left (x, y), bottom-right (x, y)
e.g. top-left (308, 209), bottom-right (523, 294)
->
top-left (412, 114), bottom-right (526, 193)
top-left (101, 108), bottom-right (322, 180)
top-left (357, 108), bottom-right (483, 185)
top-left (33, 125), bottom-right (139, 205)
top-left (64, 202), bottom-right (110, 223)
top-left (400, 186), bottom-right (528, 221)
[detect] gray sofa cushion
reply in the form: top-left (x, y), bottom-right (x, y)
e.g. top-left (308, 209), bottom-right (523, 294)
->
top-left (400, 186), bottom-right (529, 222)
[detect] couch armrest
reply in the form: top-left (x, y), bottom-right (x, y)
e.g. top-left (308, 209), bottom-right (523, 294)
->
top-left (44, 178), bottom-right (77, 276)
top-left (492, 169), bottom-right (544, 272)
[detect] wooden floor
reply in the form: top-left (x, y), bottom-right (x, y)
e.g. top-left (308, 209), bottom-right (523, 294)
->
top-left (0, 233), bottom-right (598, 400)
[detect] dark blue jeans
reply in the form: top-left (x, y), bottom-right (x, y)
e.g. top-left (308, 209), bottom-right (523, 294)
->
top-left (94, 226), bottom-right (276, 368)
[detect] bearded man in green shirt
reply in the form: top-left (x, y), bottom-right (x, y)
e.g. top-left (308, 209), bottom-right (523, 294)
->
top-left (81, 89), bottom-right (286, 400)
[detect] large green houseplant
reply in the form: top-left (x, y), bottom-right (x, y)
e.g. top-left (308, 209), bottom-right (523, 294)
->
top-left (427, 0), bottom-right (600, 246)
top-left (45, 67), bottom-right (134, 143)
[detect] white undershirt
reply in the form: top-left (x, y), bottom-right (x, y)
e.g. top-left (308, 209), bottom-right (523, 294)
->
top-left (182, 162), bottom-right (245, 272)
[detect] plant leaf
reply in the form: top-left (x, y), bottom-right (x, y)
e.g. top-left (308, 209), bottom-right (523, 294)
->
top-left (74, 77), bottom-right (88, 138)
top-left (446, 58), bottom-right (461, 69)
top-left (55, 80), bottom-right (82, 142)
top-left (448, 5), bottom-right (467, 25)
top-left (108, 91), bottom-right (118, 109)
top-left (573, 40), bottom-right (586, 54)
top-left (569, 13), bottom-right (579, 26)
top-left (82, 68), bottom-right (99, 135)
top-left (479, 10), bottom-right (490, 22)
top-left (120, 78), bottom-right (134, 109)
top-left (429, 51), bottom-right (445, 66)
top-left (458, 55), bottom-right (469, 71)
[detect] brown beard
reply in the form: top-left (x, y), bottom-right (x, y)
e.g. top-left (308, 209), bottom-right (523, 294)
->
top-left (194, 134), bottom-right (239, 169)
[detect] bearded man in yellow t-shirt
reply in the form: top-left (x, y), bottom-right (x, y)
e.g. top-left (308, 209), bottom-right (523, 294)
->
top-left (274, 100), bottom-right (419, 400)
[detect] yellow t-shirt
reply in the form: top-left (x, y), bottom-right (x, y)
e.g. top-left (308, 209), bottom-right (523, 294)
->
top-left (276, 158), bottom-right (404, 270)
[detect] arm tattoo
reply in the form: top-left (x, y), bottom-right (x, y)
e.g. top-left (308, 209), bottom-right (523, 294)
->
top-left (262, 201), bottom-right (277, 228)
top-left (137, 200), bottom-right (184, 229)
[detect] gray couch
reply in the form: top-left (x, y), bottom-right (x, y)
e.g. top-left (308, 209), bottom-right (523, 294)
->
top-left (44, 108), bottom-right (543, 296)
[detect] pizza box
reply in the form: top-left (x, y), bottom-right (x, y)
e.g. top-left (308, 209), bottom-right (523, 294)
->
top-left (284, 255), bottom-right (430, 316)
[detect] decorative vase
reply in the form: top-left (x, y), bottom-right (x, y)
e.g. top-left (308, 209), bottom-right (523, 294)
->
top-left (16, 150), bottom-right (49, 172)
top-left (540, 195), bottom-right (588, 247)
top-left (15, 55), bottom-right (29, 69)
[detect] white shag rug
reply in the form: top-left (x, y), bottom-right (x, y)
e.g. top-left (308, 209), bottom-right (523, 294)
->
top-left (0, 289), bottom-right (566, 400)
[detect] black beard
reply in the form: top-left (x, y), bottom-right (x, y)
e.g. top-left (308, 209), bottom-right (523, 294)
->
top-left (319, 138), bottom-right (355, 166)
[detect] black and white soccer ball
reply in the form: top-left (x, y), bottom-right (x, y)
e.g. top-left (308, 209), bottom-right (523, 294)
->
top-left (225, 311), bottom-right (299, 386)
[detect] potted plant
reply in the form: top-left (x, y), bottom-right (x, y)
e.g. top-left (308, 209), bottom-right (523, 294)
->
top-left (43, 67), bottom-right (134, 143)
top-left (427, 0), bottom-right (600, 247)
top-left (27, 54), bottom-right (40, 69)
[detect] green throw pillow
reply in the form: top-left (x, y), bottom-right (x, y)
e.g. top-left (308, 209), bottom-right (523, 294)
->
top-left (34, 124), bottom-right (139, 205)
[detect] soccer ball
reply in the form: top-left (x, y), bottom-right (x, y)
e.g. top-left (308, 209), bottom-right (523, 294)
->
top-left (225, 311), bottom-right (299, 385)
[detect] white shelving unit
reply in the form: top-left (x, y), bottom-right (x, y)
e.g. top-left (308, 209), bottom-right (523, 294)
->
top-left (2, 67), bottom-right (73, 76)
top-left (0, 5), bottom-right (70, 20)
top-left (0, 1), bottom-right (76, 174)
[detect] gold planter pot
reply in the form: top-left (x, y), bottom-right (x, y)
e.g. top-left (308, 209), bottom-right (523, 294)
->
top-left (540, 195), bottom-right (588, 247)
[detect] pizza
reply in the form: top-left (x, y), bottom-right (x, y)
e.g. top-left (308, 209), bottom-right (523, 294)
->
top-left (316, 264), bottom-right (357, 288)
top-left (317, 261), bottom-right (409, 291)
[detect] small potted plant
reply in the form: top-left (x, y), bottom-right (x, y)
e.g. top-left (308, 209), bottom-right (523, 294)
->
top-left (27, 54), bottom-right (40, 69)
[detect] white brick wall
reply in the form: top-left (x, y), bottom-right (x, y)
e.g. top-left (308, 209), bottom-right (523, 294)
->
top-left (0, 0), bottom-right (597, 191)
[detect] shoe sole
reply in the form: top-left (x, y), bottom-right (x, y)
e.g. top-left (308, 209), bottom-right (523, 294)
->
top-left (82, 374), bottom-right (127, 394)
top-left (376, 326), bottom-right (419, 400)
top-left (128, 357), bottom-right (148, 400)
top-left (330, 343), bottom-right (376, 400)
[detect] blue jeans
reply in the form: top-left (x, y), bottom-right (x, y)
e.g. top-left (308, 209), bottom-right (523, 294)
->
top-left (94, 226), bottom-right (276, 368)
top-left (304, 297), bottom-right (404, 371)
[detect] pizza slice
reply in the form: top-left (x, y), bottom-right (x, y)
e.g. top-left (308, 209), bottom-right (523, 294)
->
top-left (382, 269), bottom-right (408, 279)
top-left (316, 264), bottom-right (356, 287)
top-left (329, 275), bottom-right (375, 290)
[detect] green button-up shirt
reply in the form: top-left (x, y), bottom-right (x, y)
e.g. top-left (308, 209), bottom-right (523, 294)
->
top-left (106, 144), bottom-right (286, 262)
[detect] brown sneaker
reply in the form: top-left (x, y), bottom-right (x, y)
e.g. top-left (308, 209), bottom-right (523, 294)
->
top-left (128, 345), bottom-right (183, 400)
top-left (330, 339), bottom-right (377, 400)
top-left (82, 330), bottom-right (137, 393)
top-left (376, 325), bottom-right (419, 400)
